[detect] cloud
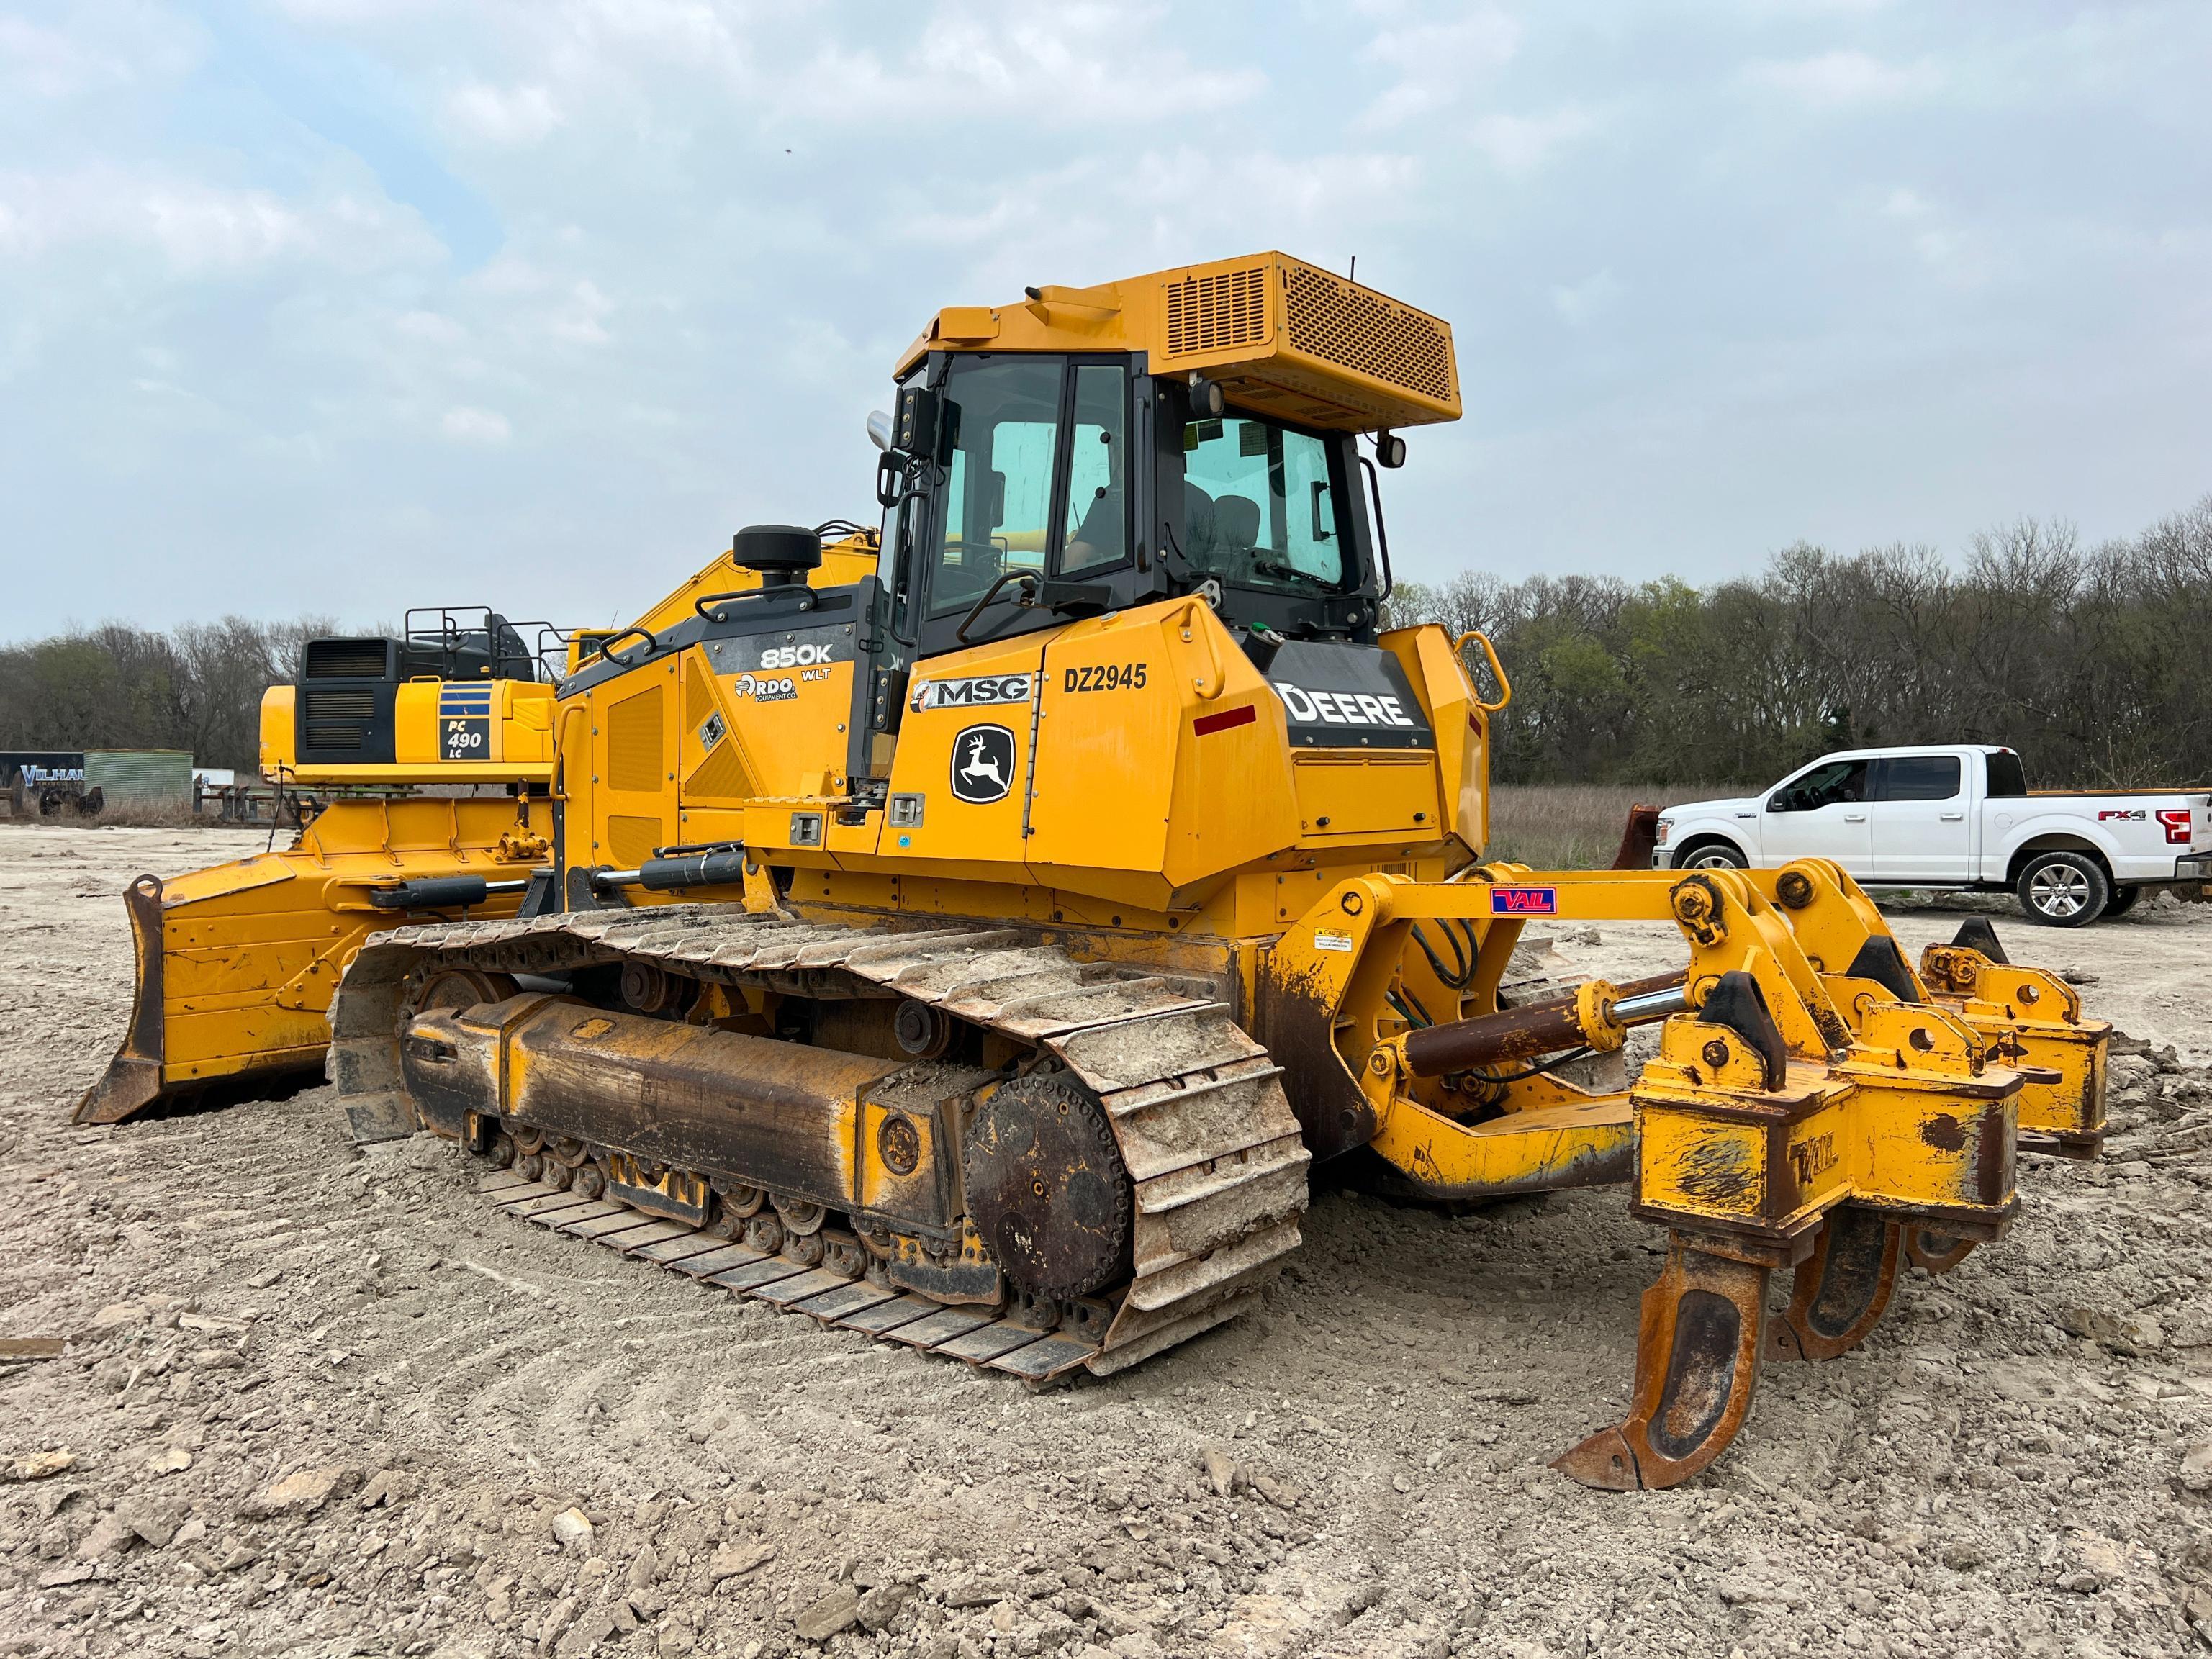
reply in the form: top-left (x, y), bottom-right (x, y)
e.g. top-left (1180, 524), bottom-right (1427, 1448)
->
top-left (0, 6), bottom-right (199, 102)
top-left (1468, 107), bottom-right (1596, 175)
top-left (0, 168), bottom-right (425, 272)
top-left (3, 0), bottom-right (2210, 640)
top-left (1357, 9), bottom-right (1522, 131)
top-left (1746, 49), bottom-right (1943, 105)
top-left (1880, 188), bottom-right (1996, 287)
top-left (441, 406), bottom-right (512, 443)
top-left (444, 81), bottom-right (563, 146)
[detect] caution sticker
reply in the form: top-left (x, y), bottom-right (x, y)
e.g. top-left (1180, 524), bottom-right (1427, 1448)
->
top-left (1313, 930), bottom-right (1357, 953)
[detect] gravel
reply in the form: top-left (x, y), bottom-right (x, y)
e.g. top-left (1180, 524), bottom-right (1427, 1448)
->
top-left (3, 825), bottom-right (2211, 1658)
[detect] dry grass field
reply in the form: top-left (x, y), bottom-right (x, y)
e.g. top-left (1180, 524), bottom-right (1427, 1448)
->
top-left (1484, 783), bottom-right (1700, 871)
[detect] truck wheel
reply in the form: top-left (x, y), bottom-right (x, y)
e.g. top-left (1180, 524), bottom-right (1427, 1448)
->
top-left (2015, 851), bottom-right (2108, 927)
top-left (1677, 841), bottom-right (1746, 870)
top-left (2103, 885), bottom-right (2141, 918)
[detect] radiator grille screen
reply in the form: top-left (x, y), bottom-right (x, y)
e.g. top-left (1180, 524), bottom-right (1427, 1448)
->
top-left (1165, 266), bottom-right (1269, 356)
top-left (1283, 265), bottom-right (1455, 404)
top-left (304, 639), bottom-right (388, 679)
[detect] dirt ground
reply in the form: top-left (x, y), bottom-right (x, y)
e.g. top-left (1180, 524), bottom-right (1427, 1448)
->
top-left (6, 823), bottom-right (2212, 1659)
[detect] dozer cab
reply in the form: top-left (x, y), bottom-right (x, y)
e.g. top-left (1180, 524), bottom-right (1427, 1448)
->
top-left (191, 254), bottom-right (2108, 1488)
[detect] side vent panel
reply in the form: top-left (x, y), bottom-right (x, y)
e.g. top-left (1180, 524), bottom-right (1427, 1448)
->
top-left (1282, 263), bottom-right (1456, 407)
top-left (303, 639), bottom-right (391, 679)
top-left (1165, 266), bottom-right (1270, 358)
top-left (606, 685), bottom-right (665, 793)
top-left (302, 689), bottom-right (374, 753)
top-left (605, 815), bottom-right (661, 869)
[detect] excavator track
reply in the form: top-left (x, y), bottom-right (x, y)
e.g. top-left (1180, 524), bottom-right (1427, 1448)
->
top-left (330, 905), bottom-right (1309, 1380)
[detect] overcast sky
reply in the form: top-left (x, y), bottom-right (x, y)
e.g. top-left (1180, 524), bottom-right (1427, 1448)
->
top-left (4, 1), bottom-right (2208, 638)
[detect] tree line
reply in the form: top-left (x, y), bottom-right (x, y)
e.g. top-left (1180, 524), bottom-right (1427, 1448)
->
top-left (0, 618), bottom-right (334, 773)
top-left (1387, 495), bottom-right (2212, 791)
top-left (6, 493), bottom-right (2208, 789)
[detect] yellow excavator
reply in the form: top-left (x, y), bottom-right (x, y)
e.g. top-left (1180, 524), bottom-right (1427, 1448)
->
top-left (104, 253), bottom-right (2109, 1489)
top-left (78, 546), bottom-right (877, 1124)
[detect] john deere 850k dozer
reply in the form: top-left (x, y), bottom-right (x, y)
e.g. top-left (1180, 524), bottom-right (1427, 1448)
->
top-left (99, 254), bottom-right (2107, 1488)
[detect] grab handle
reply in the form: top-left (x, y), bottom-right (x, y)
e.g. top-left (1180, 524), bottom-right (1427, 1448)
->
top-left (1455, 630), bottom-right (1512, 712)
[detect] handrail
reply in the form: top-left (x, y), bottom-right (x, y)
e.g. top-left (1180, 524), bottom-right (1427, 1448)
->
top-left (954, 569), bottom-right (1039, 645)
top-left (1455, 630), bottom-right (1513, 712)
top-left (595, 626), bottom-right (655, 667)
top-left (1181, 597), bottom-right (1226, 701)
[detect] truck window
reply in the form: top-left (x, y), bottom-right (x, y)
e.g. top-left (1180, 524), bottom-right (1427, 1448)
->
top-left (1871, 756), bottom-right (1960, 802)
top-left (1985, 751), bottom-right (2028, 797)
top-left (1771, 759), bottom-right (1869, 812)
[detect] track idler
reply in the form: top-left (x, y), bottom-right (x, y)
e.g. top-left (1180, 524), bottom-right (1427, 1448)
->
top-left (1553, 1234), bottom-right (1771, 1491)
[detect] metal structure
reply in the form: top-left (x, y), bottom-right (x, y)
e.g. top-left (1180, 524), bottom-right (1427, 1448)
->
top-left (99, 255), bottom-right (2114, 1487)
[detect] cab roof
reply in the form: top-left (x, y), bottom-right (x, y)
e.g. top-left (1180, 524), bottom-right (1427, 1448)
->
top-left (895, 251), bottom-right (1461, 435)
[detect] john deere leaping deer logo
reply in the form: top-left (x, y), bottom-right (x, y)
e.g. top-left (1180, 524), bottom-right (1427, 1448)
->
top-left (950, 724), bottom-right (1016, 805)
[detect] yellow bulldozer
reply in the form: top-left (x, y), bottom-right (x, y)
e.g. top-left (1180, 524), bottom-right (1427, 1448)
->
top-left (96, 254), bottom-right (2110, 1490)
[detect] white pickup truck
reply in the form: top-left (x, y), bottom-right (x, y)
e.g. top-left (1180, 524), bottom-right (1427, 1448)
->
top-left (1653, 744), bottom-right (2212, 926)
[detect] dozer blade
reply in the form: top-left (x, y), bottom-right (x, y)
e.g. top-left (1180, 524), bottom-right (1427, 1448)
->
top-left (76, 873), bottom-right (172, 1124)
top-left (77, 797), bottom-right (549, 1125)
top-left (1553, 1235), bottom-right (1770, 1491)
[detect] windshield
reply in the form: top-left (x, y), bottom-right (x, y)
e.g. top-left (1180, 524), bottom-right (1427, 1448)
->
top-left (929, 358), bottom-right (1060, 615)
top-left (921, 356), bottom-right (1134, 616)
top-left (1181, 415), bottom-right (1350, 592)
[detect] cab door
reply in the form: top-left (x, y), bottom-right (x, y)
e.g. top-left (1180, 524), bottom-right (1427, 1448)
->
top-left (1868, 753), bottom-right (1971, 881)
top-left (1761, 757), bottom-right (1872, 873)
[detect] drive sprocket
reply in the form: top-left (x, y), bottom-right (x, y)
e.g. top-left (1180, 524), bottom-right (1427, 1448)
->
top-left (962, 1072), bottom-right (1132, 1299)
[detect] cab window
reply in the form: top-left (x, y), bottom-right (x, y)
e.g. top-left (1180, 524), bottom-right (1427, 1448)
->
top-left (929, 357), bottom-right (1061, 615)
top-left (925, 357), bottom-right (1133, 615)
top-left (1062, 364), bottom-right (1127, 575)
top-left (1771, 759), bottom-right (1868, 812)
top-left (1871, 756), bottom-right (1961, 802)
top-left (1181, 416), bottom-right (1350, 592)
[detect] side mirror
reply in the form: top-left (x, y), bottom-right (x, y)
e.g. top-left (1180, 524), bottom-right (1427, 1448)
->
top-left (894, 387), bottom-right (940, 457)
top-left (1376, 431), bottom-right (1407, 469)
top-left (867, 410), bottom-right (893, 452)
top-left (1767, 793), bottom-right (1790, 813)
